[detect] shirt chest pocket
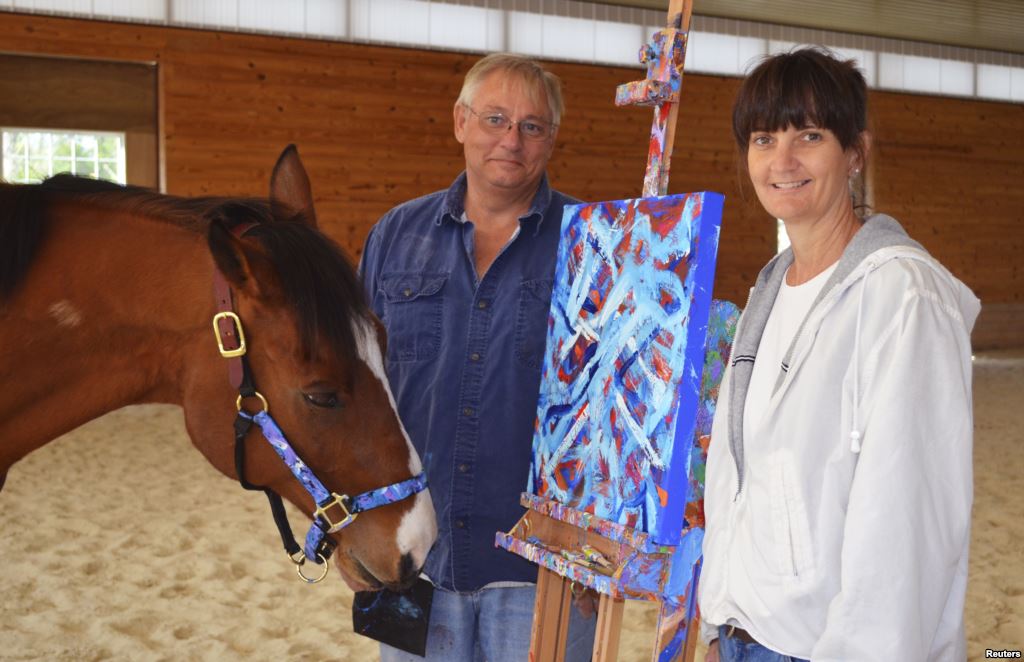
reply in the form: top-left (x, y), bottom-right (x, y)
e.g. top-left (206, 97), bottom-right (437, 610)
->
top-left (380, 272), bottom-right (448, 363)
top-left (515, 278), bottom-right (554, 371)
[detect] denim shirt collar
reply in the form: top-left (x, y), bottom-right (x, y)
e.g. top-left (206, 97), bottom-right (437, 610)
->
top-left (439, 171), bottom-right (553, 236)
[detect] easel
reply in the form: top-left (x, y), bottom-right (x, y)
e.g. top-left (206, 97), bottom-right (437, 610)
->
top-left (495, 2), bottom-right (740, 660)
top-left (497, 295), bottom-right (736, 662)
top-left (618, 0), bottom-right (693, 199)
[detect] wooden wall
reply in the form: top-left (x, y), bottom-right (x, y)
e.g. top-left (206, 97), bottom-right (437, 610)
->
top-left (0, 54), bottom-right (158, 187)
top-left (0, 12), bottom-right (1020, 347)
top-left (870, 92), bottom-right (1024, 349)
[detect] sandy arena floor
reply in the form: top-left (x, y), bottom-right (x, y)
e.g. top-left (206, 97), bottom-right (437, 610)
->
top-left (1, 351), bottom-right (1021, 661)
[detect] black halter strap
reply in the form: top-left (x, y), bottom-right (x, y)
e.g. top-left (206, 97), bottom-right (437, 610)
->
top-left (232, 393), bottom-right (304, 560)
top-left (210, 221), bottom-right (424, 577)
top-left (212, 222), bottom-right (328, 563)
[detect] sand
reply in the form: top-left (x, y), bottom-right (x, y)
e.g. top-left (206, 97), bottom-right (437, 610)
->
top-left (1, 350), bottom-right (1021, 661)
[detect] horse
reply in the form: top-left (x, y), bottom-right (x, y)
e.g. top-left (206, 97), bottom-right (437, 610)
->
top-left (0, 145), bottom-right (436, 590)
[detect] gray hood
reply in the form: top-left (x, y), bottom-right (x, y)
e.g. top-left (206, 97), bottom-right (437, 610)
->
top-left (726, 214), bottom-right (974, 491)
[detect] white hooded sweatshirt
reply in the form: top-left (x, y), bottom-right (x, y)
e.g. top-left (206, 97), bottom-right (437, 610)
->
top-left (698, 215), bottom-right (980, 661)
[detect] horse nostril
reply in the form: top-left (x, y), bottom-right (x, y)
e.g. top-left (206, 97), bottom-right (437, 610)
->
top-left (397, 552), bottom-right (419, 589)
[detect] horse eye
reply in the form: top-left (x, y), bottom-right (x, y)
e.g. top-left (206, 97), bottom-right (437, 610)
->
top-left (304, 392), bottom-right (341, 409)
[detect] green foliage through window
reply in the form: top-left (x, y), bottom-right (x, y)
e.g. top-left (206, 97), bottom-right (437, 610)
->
top-left (1, 129), bottom-right (126, 185)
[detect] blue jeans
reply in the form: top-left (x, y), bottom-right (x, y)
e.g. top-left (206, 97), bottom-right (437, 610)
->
top-left (717, 626), bottom-right (809, 662)
top-left (380, 584), bottom-right (595, 662)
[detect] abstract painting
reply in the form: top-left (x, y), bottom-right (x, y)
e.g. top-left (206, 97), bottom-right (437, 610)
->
top-left (527, 191), bottom-right (724, 546)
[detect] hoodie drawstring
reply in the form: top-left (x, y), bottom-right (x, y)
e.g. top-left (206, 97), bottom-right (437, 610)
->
top-left (850, 262), bottom-right (875, 454)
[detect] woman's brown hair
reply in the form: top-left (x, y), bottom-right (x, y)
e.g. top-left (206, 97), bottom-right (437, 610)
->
top-left (733, 46), bottom-right (868, 166)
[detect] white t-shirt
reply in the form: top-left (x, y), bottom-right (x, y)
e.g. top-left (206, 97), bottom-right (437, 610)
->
top-left (743, 262), bottom-right (838, 446)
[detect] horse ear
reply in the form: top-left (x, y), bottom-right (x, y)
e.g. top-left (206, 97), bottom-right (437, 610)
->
top-left (208, 220), bottom-right (276, 299)
top-left (269, 144), bottom-right (318, 228)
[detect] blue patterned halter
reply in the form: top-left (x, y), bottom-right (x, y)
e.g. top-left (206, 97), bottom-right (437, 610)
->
top-left (239, 409), bottom-right (427, 566)
top-left (212, 222), bottom-right (427, 583)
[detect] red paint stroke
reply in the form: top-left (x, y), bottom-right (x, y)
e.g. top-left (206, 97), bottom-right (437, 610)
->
top-left (633, 236), bottom-right (650, 265)
top-left (554, 458), bottom-right (576, 491)
top-left (657, 285), bottom-right (675, 310)
top-left (689, 191), bottom-right (703, 217)
top-left (598, 454), bottom-right (610, 484)
top-left (614, 220), bottom-right (636, 267)
top-left (684, 500), bottom-right (705, 530)
top-left (653, 251), bottom-right (690, 284)
top-left (558, 336), bottom-right (596, 383)
top-left (571, 241), bottom-right (584, 270)
top-left (650, 346), bottom-right (672, 381)
top-left (625, 452), bottom-right (644, 487)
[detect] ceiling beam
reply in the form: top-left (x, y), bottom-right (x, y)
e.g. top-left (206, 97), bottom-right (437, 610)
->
top-left (595, 0), bottom-right (1023, 54)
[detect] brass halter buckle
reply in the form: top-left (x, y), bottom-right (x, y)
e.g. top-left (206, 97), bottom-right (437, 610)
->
top-left (314, 493), bottom-right (358, 533)
top-left (212, 311), bottom-right (247, 358)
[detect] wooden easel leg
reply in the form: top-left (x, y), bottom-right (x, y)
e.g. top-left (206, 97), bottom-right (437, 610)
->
top-left (530, 566), bottom-right (572, 662)
top-left (682, 614), bottom-right (700, 662)
top-left (653, 557), bottom-right (703, 662)
top-left (653, 598), bottom-right (700, 662)
top-left (592, 593), bottom-right (625, 662)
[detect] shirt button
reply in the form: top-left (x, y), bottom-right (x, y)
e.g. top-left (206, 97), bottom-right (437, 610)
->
top-left (455, 519), bottom-right (466, 529)
top-left (462, 407), bottom-right (474, 417)
top-left (477, 300), bottom-right (488, 309)
top-left (470, 352), bottom-right (481, 361)
top-left (458, 463), bottom-right (469, 473)
top-left (403, 288), bottom-right (412, 298)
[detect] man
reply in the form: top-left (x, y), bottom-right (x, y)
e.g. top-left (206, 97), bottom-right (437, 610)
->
top-left (359, 53), bottom-right (596, 661)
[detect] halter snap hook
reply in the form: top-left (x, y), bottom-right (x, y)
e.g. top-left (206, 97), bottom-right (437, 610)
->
top-left (290, 550), bottom-right (330, 584)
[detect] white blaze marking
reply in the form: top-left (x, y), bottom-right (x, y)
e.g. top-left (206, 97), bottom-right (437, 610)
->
top-left (353, 318), bottom-right (421, 474)
top-left (48, 300), bottom-right (82, 328)
top-left (352, 317), bottom-right (437, 562)
top-left (396, 490), bottom-right (437, 564)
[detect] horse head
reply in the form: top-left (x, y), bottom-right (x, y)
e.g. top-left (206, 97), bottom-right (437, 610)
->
top-left (182, 146), bottom-right (436, 591)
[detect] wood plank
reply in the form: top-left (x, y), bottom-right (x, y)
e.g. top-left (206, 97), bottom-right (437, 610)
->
top-left (593, 593), bottom-right (626, 662)
top-left (1, 11), bottom-right (1020, 332)
top-left (531, 567), bottom-right (573, 662)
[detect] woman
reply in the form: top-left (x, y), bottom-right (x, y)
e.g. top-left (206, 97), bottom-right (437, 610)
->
top-left (698, 47), bottom-right (980, 661)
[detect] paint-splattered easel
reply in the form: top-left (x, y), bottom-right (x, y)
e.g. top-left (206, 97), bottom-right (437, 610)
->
top-left (495, 1), bottom-right (740, 660)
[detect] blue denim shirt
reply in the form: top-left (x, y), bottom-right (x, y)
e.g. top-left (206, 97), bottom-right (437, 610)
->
top-left (359, 172), bottom-right (576, 592)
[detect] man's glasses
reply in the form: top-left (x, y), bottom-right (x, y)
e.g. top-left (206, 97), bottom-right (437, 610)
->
top-left (464, 106), bottom-right (557, 142)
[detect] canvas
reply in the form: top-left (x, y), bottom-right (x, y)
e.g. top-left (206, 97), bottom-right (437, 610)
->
top-left (527, 191), bottom-right (723, 546)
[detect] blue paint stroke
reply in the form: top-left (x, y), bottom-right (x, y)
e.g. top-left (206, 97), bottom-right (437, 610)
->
top-left (528, 192), bottom-right (723, 545)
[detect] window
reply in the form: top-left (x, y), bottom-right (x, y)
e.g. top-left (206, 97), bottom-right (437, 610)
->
top-left (5, 0), bottom-right (1021, 103)
top-left (1, 129), bottom-right (126, 185)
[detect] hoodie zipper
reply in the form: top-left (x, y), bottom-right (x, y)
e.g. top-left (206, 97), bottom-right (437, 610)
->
top-left (732, 257), bottom-right (885, 503)
top-left (733, 286), bottom-right (755, 499)
top-left (732, 260), bottom-right (858, 500)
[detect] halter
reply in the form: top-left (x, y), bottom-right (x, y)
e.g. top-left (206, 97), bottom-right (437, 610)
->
top-left (212, 222), bottom-right (427, 583)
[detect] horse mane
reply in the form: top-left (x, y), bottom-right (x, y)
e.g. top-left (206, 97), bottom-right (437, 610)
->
top-left (0, 175), bottom-right (369, 364)
top-left (238, 220), bottom-right (369, 365)
top-left (0, 181), bottom-right (48, 300)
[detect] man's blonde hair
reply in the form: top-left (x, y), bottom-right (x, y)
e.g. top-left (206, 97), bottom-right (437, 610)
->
top-left (456, 53), bottom-right (564, 125)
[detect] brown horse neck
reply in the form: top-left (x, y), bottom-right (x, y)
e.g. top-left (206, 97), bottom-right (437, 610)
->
top-left (0, 203), bottom-right (217, 470)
